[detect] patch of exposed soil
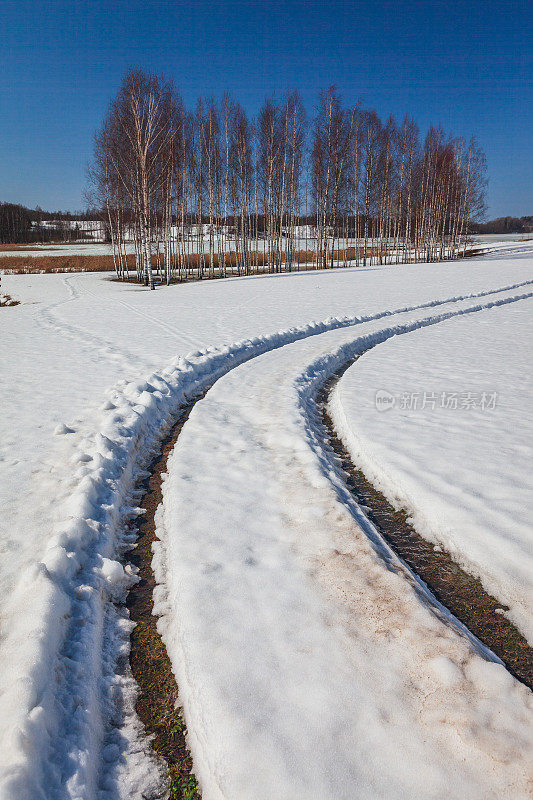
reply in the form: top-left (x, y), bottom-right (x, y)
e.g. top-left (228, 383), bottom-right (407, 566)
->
top-left (126, 405), bottom-right (205, 799)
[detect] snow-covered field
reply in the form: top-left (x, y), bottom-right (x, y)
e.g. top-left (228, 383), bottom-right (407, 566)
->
top-left (0, 241), bottom-right (532, 799)
top-left (0, 242), bottom-right (119, 257)
top-left (2, 232), bottom-right (527, 259)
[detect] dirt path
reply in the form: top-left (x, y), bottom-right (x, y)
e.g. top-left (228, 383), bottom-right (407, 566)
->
top-left (126, 400), bottom-right (206, 799)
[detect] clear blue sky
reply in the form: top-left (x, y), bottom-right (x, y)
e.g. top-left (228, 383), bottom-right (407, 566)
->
top-left (1, 0), bottom-right (531, 217)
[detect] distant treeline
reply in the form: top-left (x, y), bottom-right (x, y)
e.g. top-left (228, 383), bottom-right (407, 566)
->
top-left (470, 216), bottom-right (532, 235)
top-left (0, 203), bottom-right (101, 244)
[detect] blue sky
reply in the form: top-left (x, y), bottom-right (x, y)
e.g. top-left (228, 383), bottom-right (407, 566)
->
top-left (1, 0), bottom-right (531, 217)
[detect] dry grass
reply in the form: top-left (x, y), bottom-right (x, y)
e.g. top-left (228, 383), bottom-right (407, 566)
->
top-left (0, 254), bottom-right (123, 273)
top-left (458, 248), bottom-right (489, 259)
top-left (0, 245), bottom-right (387, 276)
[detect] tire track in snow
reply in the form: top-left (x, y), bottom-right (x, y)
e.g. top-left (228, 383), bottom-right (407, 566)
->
top-left (78, 274), bottom-right (203, 351)
top-left (33, 275), bottom-right (148, 370)
top-left (106, 264), bottom-right (533, 352)
top-left (32, 272), bottom-right (533, 376)
top-left (107, 294), bottom-right (202, 350)
top-left (291, 294), bottom-right (533, 682)
top-left (125, 403), bottom-right (203, 799)
top-left (313, 338), bottom-right (533, 688)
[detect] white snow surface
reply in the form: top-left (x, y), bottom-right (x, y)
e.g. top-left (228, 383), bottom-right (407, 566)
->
top-left (0, 242), bottom-right (532, 799)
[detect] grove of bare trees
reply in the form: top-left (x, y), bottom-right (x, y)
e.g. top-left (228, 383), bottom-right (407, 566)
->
top-left (89, 69), bottom-right (487, 288)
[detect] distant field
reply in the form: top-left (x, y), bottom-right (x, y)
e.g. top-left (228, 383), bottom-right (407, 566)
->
top-left (0, 244), bottom-right (67, 252)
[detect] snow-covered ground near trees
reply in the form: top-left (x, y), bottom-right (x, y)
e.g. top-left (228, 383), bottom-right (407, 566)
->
top-left (0, 240), bottom-right (532, 799)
